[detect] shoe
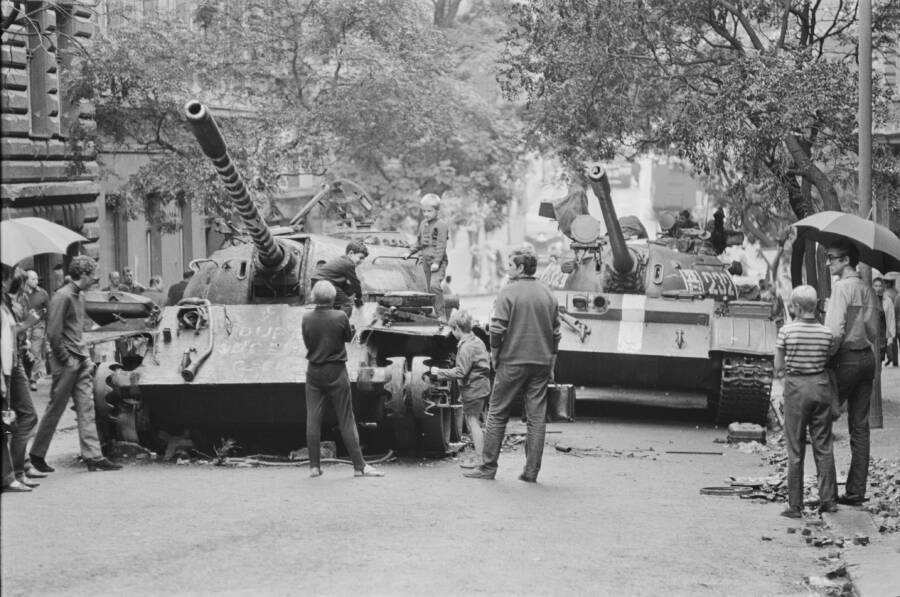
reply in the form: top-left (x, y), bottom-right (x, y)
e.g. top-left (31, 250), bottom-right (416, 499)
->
top-left (354, 464), bottom-right (384, 477)
top-left (837, 494), bottom-right (866, 506)
top-left (86, 457), bottom-right (122, 472)
top-left (518, 473), bottom-right (537, 483)
top-left (2, 480), bottom-right (32, 493)
top-left (819, 502), bottom-right (838, 513)
top-left (463, 467), bottom-right (495, 480)
top-left (24, 466), bottom-right (48, 479)
top-left (780, 507), bottom-right (802, 519)
top-left (309, 467), bottom-right (323, 478)
top-left (15, 475), bottom-right (39, 488)
top-left (28, 454), bottom-right (54, 473)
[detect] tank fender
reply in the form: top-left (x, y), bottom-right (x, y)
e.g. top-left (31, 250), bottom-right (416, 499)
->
top-left (710, 315), bottom-right (777, 356)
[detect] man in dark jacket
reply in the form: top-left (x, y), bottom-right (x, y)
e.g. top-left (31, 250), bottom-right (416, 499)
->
top-left (315, 241), bottom-right (369, 317)
top-left (464, 249), bottom-right (561, 483)
top-left (302, 281), bottom-right (383, 478)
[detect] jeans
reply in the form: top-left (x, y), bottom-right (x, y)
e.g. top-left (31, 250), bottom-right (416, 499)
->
top-left (783, 372), bottom-right (837, 509)
top-left (5, 363), bottom-right (38, 476)
top-left (481, 363), bottom-right (551, 478)
top-left (305, 362), bottom-right (366, 471)
top-left (833, 349), bottom-right (876, 499)
top-left (31, 354), bottom-right (103, 460)
top-left (463, 396), bottom-right (487, 465)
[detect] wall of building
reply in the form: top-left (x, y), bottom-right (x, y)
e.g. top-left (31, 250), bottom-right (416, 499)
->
top-left (1, 1), bottom-right (100, 289)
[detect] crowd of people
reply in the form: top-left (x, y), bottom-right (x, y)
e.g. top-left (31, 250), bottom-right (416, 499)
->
top-left (1, 195), bottom-right (885, 505)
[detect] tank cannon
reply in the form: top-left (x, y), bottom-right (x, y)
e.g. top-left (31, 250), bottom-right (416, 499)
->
top-left (540, 163), bottom-right (776, 426)
top-left (86, 102), bottom-right (479, 459)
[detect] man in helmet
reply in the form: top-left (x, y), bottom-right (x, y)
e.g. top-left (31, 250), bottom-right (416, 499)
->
top-left (404, 193), bottom-right (449, 319)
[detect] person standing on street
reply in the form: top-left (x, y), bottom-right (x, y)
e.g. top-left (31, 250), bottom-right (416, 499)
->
top-left (884, 278), bottom-right (898, 366)
top-left (1, 265), bottom-right (43, 492)
top-left (823, 240), bottom-right (879, 506)
top-left (464, 249), bottom-right (561, 483)
top-left (302, 281), bottom-right (383, 479)
top-left (404, 194), bottom-right (449, 320)
top-left (24, 270), bottom-right (49, 390)
top-left (29, 256), bottom-right (121, 473)
top-left (315, 241), bottom-right (369, 318)
top-left (775, 285), bottom-right (839, 518)
top-left (872, 277), bottom-right (895, 364)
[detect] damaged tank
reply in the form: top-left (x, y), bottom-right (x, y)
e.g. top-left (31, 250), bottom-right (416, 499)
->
top-left (89, 101), bottom-right (473, 458)
top-left (541, 164), bottom-right (776, 426)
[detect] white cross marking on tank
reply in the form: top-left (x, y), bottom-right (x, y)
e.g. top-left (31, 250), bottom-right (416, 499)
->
top-left (617, 294), bottom-right (646, 353)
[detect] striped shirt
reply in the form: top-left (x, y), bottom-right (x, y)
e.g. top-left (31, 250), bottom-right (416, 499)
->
top-left (775, 320), bottom-right (835, 375)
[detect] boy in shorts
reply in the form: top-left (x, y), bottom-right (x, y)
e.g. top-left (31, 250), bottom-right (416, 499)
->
top-left (429, 310), bottom-right (491, 468)
top-left (774, 285), bottom-right (839, 518)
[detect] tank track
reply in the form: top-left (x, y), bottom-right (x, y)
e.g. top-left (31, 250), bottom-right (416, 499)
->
top-left (713, 354), bottom-right (774, 426)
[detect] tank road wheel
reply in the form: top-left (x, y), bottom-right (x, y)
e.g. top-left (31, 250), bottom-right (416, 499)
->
top-left (383, 357), bottom-right (408, 418)
top-left (713, 354), bottom-right (774, 427)
top-left (410, 357), bottom-right (451, 455)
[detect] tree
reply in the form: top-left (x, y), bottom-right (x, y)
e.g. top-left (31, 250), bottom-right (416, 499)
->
top-left (498, 0), bottom-right (900, 239)
top-left (70, 0), bottom-right (523, 230)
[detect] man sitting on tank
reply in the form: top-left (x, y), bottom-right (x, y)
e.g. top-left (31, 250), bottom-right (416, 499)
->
top-left (315, 241), bottom-right (369, 317)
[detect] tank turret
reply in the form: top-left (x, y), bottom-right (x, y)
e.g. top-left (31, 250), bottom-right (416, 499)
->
top-left (585, 164), bottom-right (635, 276)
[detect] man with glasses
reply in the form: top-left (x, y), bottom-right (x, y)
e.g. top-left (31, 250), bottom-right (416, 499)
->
top-left (823, 240), bottom-right (880, 506)
top-left (315, 241), bottom-right (369, 317)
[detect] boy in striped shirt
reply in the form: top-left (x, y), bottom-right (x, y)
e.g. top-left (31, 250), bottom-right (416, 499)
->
top-left (774, 285), bottom-right (839, 518)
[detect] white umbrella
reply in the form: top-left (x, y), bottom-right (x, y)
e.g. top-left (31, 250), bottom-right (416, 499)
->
top-left (0, 217), bottom-right (87, 266)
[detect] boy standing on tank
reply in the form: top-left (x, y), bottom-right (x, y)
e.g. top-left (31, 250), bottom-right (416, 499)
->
top-left (404, 194), bottom-right (449, 320)
top-left (774, 285), bottom-right (839, 518)
top-left (428, 310), bottom-right (491, 468)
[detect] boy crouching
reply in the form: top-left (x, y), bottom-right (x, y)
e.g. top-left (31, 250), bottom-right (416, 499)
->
top-left (774, 285), bottom-right (839, 518)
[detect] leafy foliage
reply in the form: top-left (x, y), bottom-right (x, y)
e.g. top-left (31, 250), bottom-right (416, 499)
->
top-left (498, 0), bottom-right (900, 239)
top-left (69, 0), bottom-right (524, 230)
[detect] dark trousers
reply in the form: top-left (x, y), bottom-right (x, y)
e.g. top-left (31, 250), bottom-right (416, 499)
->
top-left (783, 372), bottom-right (837, 509)
top-left (4, 363), bottom-right (38, 477)
top-left (833, 349), bottom-right (875, 500)
top-left (31, 354), bottom-right (102, 460)
top-left (422, 259), bottom-right (447, 319)
top-left (305, 362), bottom-right (365, 471)
top-left (887, 335), bottom-right (898, 366)
top-left (481, 363), bottom-right (551, 478)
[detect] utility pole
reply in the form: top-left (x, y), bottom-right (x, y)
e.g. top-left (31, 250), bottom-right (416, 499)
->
top-left (859, 0), bottom-right (883, 429)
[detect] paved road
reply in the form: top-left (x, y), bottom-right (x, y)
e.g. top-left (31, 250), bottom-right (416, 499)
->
top-left (2, 395), bottom-right (859, 597)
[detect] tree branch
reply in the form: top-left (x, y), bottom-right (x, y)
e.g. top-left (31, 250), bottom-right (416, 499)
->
top-left (715, 0), bottom-right (766, 52)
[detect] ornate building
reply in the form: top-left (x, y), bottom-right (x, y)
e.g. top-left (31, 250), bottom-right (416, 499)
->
top-left (1, 1), bottom-right (100, 286)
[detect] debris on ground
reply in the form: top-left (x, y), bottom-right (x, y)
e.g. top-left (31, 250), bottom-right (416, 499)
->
top-left (727, 422), bottom-right (766, 444)
top-left (863, 457), bottom-right (900, 534)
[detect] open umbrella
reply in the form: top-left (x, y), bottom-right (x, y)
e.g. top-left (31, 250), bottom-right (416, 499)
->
top-left (792, 211), bottom-right (900, 274)
top-left (0, 217), bottom-right (87, 266)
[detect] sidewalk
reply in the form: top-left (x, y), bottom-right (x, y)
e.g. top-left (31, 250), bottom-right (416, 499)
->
top-left (829, 364), bottom-right (900, 597)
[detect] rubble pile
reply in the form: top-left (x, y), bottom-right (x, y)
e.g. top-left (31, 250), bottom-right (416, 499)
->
top-left (863, 457), bottom-right (900, 534)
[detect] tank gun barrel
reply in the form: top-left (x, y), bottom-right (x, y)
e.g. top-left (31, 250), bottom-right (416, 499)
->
top-left (585, 164), bottom-right (635, 274)
top-left (184, 101), bottom-right (284, 270)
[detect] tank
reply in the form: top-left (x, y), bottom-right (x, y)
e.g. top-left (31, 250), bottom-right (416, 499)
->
top-left (89, 101), bottom-right (473, 458)
top-left (542, 164), bottom-right (776, 426)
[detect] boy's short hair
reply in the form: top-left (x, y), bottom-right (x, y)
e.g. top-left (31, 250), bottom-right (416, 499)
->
top-left (345, 240), bottom-right (369, 257)
top-left (509, 249), bottom-right (538, 276)
top-left (448, 309), bottom-right (473, 333)
top-left (311, 280), bottom-right (336, 305)
top-left (790, 285), bottom-right (818, 312)
top-left (68, 255), bottom-right (97, 281)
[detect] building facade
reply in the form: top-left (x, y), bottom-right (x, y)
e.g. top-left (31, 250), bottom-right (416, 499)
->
top-left (1, 1), bottom-right (100, 288)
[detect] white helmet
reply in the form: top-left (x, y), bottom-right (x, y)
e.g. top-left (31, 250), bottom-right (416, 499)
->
top-left (420, 193), bottom-right (441, 208)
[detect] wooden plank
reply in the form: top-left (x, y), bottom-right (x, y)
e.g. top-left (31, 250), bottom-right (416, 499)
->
top-left (1, 89), bottom-right (29, 113)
